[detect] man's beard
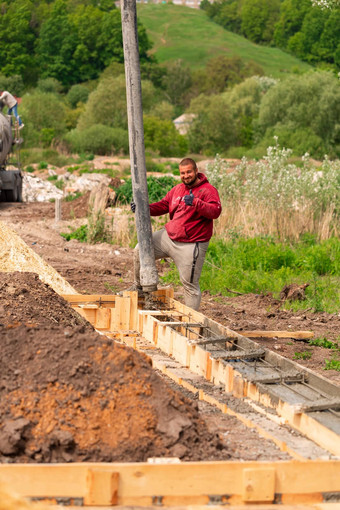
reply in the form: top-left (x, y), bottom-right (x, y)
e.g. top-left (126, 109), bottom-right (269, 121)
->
top-left (182, 174), bottom-right (197, 186)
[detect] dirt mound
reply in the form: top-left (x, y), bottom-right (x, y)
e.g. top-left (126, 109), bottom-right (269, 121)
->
top-left (0, 272), bottom-right (87, 328)
top-left (0, 272), bottom-right (226, 463)
top-left (62, 191), bottom-right (90, 219)
top-left (0, 222), bottom-right (76, 295)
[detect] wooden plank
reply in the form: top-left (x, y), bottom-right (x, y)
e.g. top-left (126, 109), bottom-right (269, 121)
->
top-left (113, 296), bottom-right (130, 331)
top-left (84, 469), bottom-right (119, 505)
top-left (122, 290), bottom-right (138, 330)
top-left (0, 461), bottom-right (339, 503)
top-left (157, 324), bottom-right (173, 355)
top-left (95, 308), bottom-right (111, 330)
top-left (62, 294), bottom-right (117, 304)
top-left (81, 308), bottom-right (97, 325)
top-left (242, 468), bottom-right (275, 502)
top-left (189, 345), bottom-right (211, 378)
top-left (172, 329), bottom-right (191, 367)
top-left (238, 331), bottom-right (314, 340)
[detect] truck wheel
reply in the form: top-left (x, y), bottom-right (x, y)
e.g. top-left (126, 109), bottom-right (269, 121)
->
top-left (5, 187), bottom-right (18, 202)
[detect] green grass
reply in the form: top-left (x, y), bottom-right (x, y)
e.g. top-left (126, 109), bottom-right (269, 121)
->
top-left (160, 236), bottom-right (340, 313)
top-left (309, 337), bottom-right (339, 350)
top-left (61, 225), bottom-right (88, 243)
top-left (293, 351), bottom-right (313, 361)
top-left (137, 4), bottom-right (311, 78)
top-left (324, 358), bottom-right (340, 372)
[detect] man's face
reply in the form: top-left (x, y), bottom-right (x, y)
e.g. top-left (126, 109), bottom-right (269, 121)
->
top-left (179, 164), bottom-right (198, 187)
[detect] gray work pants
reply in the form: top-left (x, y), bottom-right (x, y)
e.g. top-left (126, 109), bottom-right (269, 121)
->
top-left (134, 228), bottom-right (209, 311)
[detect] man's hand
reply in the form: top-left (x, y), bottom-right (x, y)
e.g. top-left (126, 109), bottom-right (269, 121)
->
top-left (130, 201), bottom-right (136, 213)
top-left (184, 190), bottom-right (194, 206)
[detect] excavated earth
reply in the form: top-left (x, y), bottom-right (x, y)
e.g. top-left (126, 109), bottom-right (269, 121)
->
top-left (0, 194), bottom-right (339, 465)
top-left (0, 272), bottom-right (229, 463)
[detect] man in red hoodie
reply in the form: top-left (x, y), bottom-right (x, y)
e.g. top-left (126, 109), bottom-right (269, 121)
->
top-left (131, 158), bottom-right (222, 310)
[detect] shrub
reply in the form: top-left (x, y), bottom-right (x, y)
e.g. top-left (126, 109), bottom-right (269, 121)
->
top-left (36, 77), bottom-right (63, 94)
top-left (20, 92), bottom-right (67, 148)
top-left (114, 175), bottom-right (178, 204)
top-left (66, 84), bottom-right (90, 108)
top-left (143, 116), bottom-right (188, 157)
top-left (64, 125), bottom-right (129, 155)
top-left (0, 74), bottom-right (24, 96)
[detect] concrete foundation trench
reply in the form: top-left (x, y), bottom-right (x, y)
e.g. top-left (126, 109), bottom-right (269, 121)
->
top-left (0, 221), bottom-right (339, 509)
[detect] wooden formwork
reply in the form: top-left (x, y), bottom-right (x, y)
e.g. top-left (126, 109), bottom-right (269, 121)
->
top-left (0, 460), bottom-right (339, 507)
top-left (2, 289), bottom-right (337, 508)
top-left (63, 290), bottom-right (340, 457)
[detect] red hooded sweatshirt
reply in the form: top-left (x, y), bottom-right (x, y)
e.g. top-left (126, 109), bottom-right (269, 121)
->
top-left (149, 173), bottom-right (221, 243)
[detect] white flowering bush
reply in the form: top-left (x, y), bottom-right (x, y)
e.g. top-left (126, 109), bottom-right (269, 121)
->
top-left (311, 0), bottom-right (339, 8)
top-left (252, 75), bottom-right (278, 93)
top-left (206, 139), bottom-right (340, 239)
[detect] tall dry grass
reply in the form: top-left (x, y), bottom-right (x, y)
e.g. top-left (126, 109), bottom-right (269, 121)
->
top-left (206, 144), bottom-right (340, 242)
top-left (215, 201), bottom-right (338, 241)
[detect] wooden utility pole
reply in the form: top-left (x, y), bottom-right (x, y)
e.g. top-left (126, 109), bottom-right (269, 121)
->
top-left (121, 0), bottom-right (158, 292)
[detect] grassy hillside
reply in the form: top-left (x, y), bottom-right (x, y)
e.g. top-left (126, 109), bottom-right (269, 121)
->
top-left (137, 4), bottom-right (311, 78)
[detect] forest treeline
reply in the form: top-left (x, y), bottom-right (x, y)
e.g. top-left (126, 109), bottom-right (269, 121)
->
top-left (201, 0), bottom-right (340, 71)
top-left (0, 0), bottom-right (339, 160)
top-left (0, 0), bottom-right (151, 87)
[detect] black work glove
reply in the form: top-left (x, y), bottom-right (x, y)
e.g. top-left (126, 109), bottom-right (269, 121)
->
top-left (130, 201), bottom-right (136, 213)
top-left (184, 189), bottom-right (194, 206)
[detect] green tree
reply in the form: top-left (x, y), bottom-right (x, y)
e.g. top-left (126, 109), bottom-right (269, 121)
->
top-left (66, 84), bottom-right (90, 108)
top-left (215, 1), bottom-right (242, 33)
top-left (188, 56), bottom-right (263, 98)
top-left (36, 0), bottom-right (152, 86)
top-left (274, 0), bottom-right (311, 48)
top-left (0, 0), bottom-right (37, 83)
top-left (65, 124), bottom-right (129, 155)
top-left (287, 7), bottom-right (329, 62)
top-left (318, 10), bottom-right (340, 64)
top-left (257, 71), bottom-right (340, 157)
top-left (224, 76), bottom-right (276, 147)
top-left (143, 116), bottom-right (188, 157)
top-left (0, 74), bottom-right (24, 96)
top-left (71, 4), bottom-right (105, 82)
top-left (161, 60), bottom-right (192, 110)
top-left (36, 77), bottom-right (64, 94)
top-left (36, 0), bottom-right (79, 85)
top-left (241, 0), bottom-right (281, 44)
top-left (187, 93), bottom-right (238, 154)
top-left (20, 91), bottom-right (67, 147)
top-left (77, 75), bottom-right (159, 131)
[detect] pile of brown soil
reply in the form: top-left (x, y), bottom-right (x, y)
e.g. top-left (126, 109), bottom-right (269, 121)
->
top-left (0, 272), bottom-right (226, 463)
top-left (62, 191), bottom-right (90, 219)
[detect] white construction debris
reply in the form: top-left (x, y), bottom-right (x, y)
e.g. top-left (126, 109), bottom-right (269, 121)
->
top-left (23, 172), bottom-right (111, 202)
